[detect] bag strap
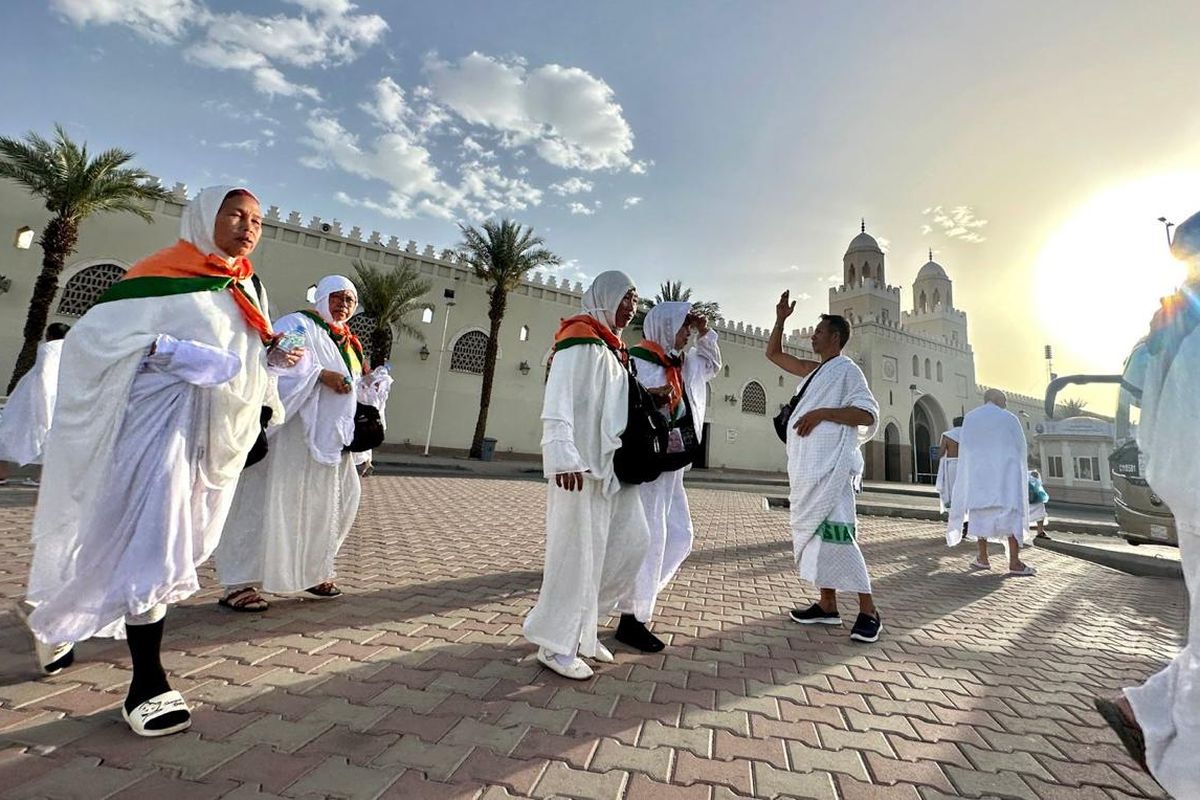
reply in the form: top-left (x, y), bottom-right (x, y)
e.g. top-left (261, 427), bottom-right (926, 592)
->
top-left (786, 358), bottom-right (828, 408)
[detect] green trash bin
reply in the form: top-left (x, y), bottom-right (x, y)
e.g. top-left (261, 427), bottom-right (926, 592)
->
top-left (480, 437), bottom-right (497, 462)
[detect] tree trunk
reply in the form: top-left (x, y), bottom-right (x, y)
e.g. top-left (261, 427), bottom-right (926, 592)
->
top-left (369, 326), bottom-right (393, 369)
top-left (469, 286), bottom-right (507, 459)
top-left (8, 215), bottom-right (76, 393)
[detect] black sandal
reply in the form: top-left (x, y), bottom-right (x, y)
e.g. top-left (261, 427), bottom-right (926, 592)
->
top-left (305, 582), bottom-right (342, 599)
top-left (218, 587), bottom-right (269, 612)
top-left (1094, 696), bottom-right (1148, 771)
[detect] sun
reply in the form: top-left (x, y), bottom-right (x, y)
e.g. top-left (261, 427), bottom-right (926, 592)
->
top-left (1035, 172), bottom-right (1200, 376)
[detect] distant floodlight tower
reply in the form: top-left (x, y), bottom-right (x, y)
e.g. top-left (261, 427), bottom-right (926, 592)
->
top-left (1044, 344), bottom-right (1054, 384)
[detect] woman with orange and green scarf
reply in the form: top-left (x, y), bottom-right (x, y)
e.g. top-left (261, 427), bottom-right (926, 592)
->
top-left (524, 270), bottom-right (650, 680)
top-left (614, 301), bottom-right (722, 652)
top-left (217, 275), bottom-right (369, 611)
top-left (25, 186), bottom-right (288, 737)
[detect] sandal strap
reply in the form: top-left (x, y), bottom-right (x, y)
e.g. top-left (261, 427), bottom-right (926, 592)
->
top-left (225, 587), bottom-right (266, 607)
top-left (128, 691), bottom-right (189, 726)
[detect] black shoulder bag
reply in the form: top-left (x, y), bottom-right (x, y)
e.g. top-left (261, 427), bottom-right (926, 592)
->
top-left (610, 351), bottom-right (673, 485)
top-left (245, 275), bottom-right (273, 469)
top-left (773, 360), bottom-right (827, 443)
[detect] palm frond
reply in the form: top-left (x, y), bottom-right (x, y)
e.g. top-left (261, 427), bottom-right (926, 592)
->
top-left (457, 218), bottom-right (562, 294)
top-left (351, 259), bottom-right (433, 343)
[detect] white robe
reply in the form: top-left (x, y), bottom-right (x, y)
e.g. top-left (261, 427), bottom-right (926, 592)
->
top-left (216, 311), bottom-right (363, 593)
top-left (523, 344), bottom-right (650, 658)
top-left (934, 426), bottom-right (961, 513)
top-left (26, 287), bottom-right (275, 645)
top-left (0, 339), bottom-right (63, 466)
top-left (947, 404), bottom-right (1029, 544)
top-left (1122, 302), bottom-right (1200, 798)
top-left (786, 355), bottom-right (879, 594)
top-left (619, 330), bottom-right (722, 622)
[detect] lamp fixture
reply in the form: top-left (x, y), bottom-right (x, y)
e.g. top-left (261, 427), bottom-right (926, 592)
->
top-left (419, 344), bottom-right (430, 361)
top-left (13, 226), bottom-right (34, 250)
top-left (518, 360), bottom-right (531, 376)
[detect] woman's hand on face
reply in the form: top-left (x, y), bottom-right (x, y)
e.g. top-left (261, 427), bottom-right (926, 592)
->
top-left (554, 471), bottom-right (586, 491)
top-left (319, 369), bottom-right (353, 394)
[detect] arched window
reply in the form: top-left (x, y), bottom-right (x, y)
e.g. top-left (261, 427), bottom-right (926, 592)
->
top-left (450, 330), bottom-right (489, 374)
top-left (421, 306), bottom-right (435, 324)
top-left (862, 264), bottom-right (871, 283)
top-left (741, 381), bottom-right (767, 415)
top-left (936, 361), bottom-right (943, 382)
top-left (924, 358), bottom-right (931, 379)
top-left (347, 313), bottom-right (377, 365)
top-left (56, 263), bottom-right (127, 317)
top-left (778, 375), bottom-right (785, 387)
top-left (848, 265), bottom-right (856, 286)
top-left (519, 324), bottom-right (529, 342)
top-left (918, 291), bottom-right (927, 314)
top-left (723, 364), bottom-right (730, 378)
top-left (912, 355), bottom-right (920, 376)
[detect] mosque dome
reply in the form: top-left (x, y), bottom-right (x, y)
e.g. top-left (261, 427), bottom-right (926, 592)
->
top-left (916, 259), bottom-right (949, 282)
top-left (845, 224), bottom-right (882, 255)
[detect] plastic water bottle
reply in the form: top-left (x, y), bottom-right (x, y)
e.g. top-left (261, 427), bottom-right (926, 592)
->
top-left (277, 327), bottom-right (305, 352)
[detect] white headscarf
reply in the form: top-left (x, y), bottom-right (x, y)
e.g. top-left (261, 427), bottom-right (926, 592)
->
top-left (180, 185), bottom-right (259, 261)
top-left (581, 270), bottom-right (635, 331)
top-left (313, 274), bottom-right (358, 324)
top-left (643, 301), bottom-right (692, 353)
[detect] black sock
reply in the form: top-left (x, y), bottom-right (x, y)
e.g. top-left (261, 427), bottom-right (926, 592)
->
top-left (124, 619), bottom-right (189, 730)
top-left (615, 614), bottom-right (665, 653)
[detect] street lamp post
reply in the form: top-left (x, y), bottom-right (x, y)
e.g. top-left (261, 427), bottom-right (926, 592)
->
top-left (423, 287), bottom-right (457, 456)
top-left (1158, 216), bottom-right (1175, 249)
top-left (909, 384), bottom-right (923, 484)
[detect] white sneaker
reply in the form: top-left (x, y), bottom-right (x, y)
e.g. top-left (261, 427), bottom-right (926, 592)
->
top-left (588, 642), bottom-right (615, 664)
top-left (537, 647), bottom-right (594, 680)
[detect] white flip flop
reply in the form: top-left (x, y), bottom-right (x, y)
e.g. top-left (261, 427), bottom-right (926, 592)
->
top-left (122, 690), bottom-right (192, 737)
top-left (1007, 565), bottom-right (1038, 577)
top-left (968, 560), bottom-right (991, 571)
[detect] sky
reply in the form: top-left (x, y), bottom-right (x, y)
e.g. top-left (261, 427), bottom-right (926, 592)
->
top-left (6, 0), bottom-right (1200, 410)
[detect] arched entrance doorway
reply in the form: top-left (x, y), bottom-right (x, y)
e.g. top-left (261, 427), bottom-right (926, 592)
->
top-left (909, 394), bottom-right (947, 484)
top-left (884, 423), bottom-right (902, 482)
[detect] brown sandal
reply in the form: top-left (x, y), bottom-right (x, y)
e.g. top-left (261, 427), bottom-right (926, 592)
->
top-left (305, 582), bottom-right (342, 599)
top-left (218, 587), bottom-right (269, 612)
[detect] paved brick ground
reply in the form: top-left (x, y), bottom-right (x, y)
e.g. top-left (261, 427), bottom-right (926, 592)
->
top-left (0, 477), bottom-right (1186, 799)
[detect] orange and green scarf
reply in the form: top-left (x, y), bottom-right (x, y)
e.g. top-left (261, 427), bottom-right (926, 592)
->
top-left (552, 314), bottom-right (627, 364)
top-left (629, 339), bottom-right (684, 416)
top-left (96, 240), bottom-right (274, 345)
top-left (300, 310), bottom-right (366, 376)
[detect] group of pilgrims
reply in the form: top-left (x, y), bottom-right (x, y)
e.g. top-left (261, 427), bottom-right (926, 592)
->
top-left (0, 186), bottom-right (1195, 799)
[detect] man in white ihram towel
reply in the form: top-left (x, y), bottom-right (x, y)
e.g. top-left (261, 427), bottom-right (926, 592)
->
top-left (946, 389), bottom-right (1035, 576)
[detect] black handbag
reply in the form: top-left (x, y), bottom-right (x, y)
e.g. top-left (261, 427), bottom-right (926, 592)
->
top-left (346, 402), bottom-right (385, 452)
top-left (611, 354), bottom-right (672, 485)
top-left (773, 360), bottom-right (827, 443)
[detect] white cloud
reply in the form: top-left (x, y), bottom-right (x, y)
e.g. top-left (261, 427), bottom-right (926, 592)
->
top-left (55, 0), bottom-right (386, 102)
top-left (424, 51), bottom-right (638, 171)
top-left (876, 237), bottom-right (891, 252)
top-left (796, 292), bottom-right (812, 300)
top-left (217, 139), bottom-right (262, 153)
top-left (51, 0), bottom-right (198, 42)
top-left (825, 274), bottom-right (840, 283)
top-left (568, 202), bottom-right (596, 216)
top-left (550, 177), bottom-right (594, 196)
top-left (923, 204), bottom-right (988, 243)
top-left (622, 196), bottom-right (642, 209)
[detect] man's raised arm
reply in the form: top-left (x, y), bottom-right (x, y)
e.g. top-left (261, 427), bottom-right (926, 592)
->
top-left (766, 291), bottom-right (820, 377)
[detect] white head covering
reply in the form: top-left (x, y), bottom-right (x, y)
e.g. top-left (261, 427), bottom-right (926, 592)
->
top-left (943, 427), bottom-right (962, 443)
top-left (581, 270), bottom-right (635, 331)
top-left (313, 274), bottom-right (358, 324)
top-left (643, 301), bottom-right (692, 352)
top-left (180, 185), bottom-right (259, 261)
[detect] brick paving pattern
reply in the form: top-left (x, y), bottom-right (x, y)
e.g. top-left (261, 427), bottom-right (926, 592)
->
top-left (0, 477), bottom-right (1186, 799)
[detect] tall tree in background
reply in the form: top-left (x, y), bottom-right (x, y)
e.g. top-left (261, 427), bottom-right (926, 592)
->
top-left (632, 280), bottom-right (722, 328)
top-left (458, 219), bottom-right (561, 459)
top-left (0, 124), bottom-right (168, 391)
top-left (350, 259), bottom-right (431, 366)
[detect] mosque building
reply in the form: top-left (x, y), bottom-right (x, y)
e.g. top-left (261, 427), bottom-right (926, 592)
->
top-left (0, 180), bottom-right (1053, 481)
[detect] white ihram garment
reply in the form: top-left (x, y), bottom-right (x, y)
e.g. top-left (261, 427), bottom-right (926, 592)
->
top-left (619, 312), bottom-right (722, 622)
top-left (1121, 293), bottom-right (1200, 799)
top-left (947, 404), bottom-right (1029, 544)
top-left (217, 309), bottom-right (362, 593)
top-left (523, 343), bottom-right (649, 658)
top-left (0, 339), bottom-right (63, 466)
top-left (787, 355), bottom-right (879, 594)
top-left (934, 426), bottom-right (961, 513)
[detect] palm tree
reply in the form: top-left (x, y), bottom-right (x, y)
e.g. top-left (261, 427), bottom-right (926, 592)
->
top-left (632, 280), bottom-right (722, 328)
top-left (350, 258), bottom-right (432, 366)
top-left (458, 219), bottom-right (561, 459)
top-left (1, 124), bottom-right (168, 392)
top-left (1060, 398), bottom-right (1089, 417)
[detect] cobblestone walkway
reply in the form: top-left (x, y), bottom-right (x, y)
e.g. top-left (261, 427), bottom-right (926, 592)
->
top-left (0, 477), bottom-right (1185, 799)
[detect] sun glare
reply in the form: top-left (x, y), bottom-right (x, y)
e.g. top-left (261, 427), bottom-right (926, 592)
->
top-left (1035, 172), bottom-right (1200, 375)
